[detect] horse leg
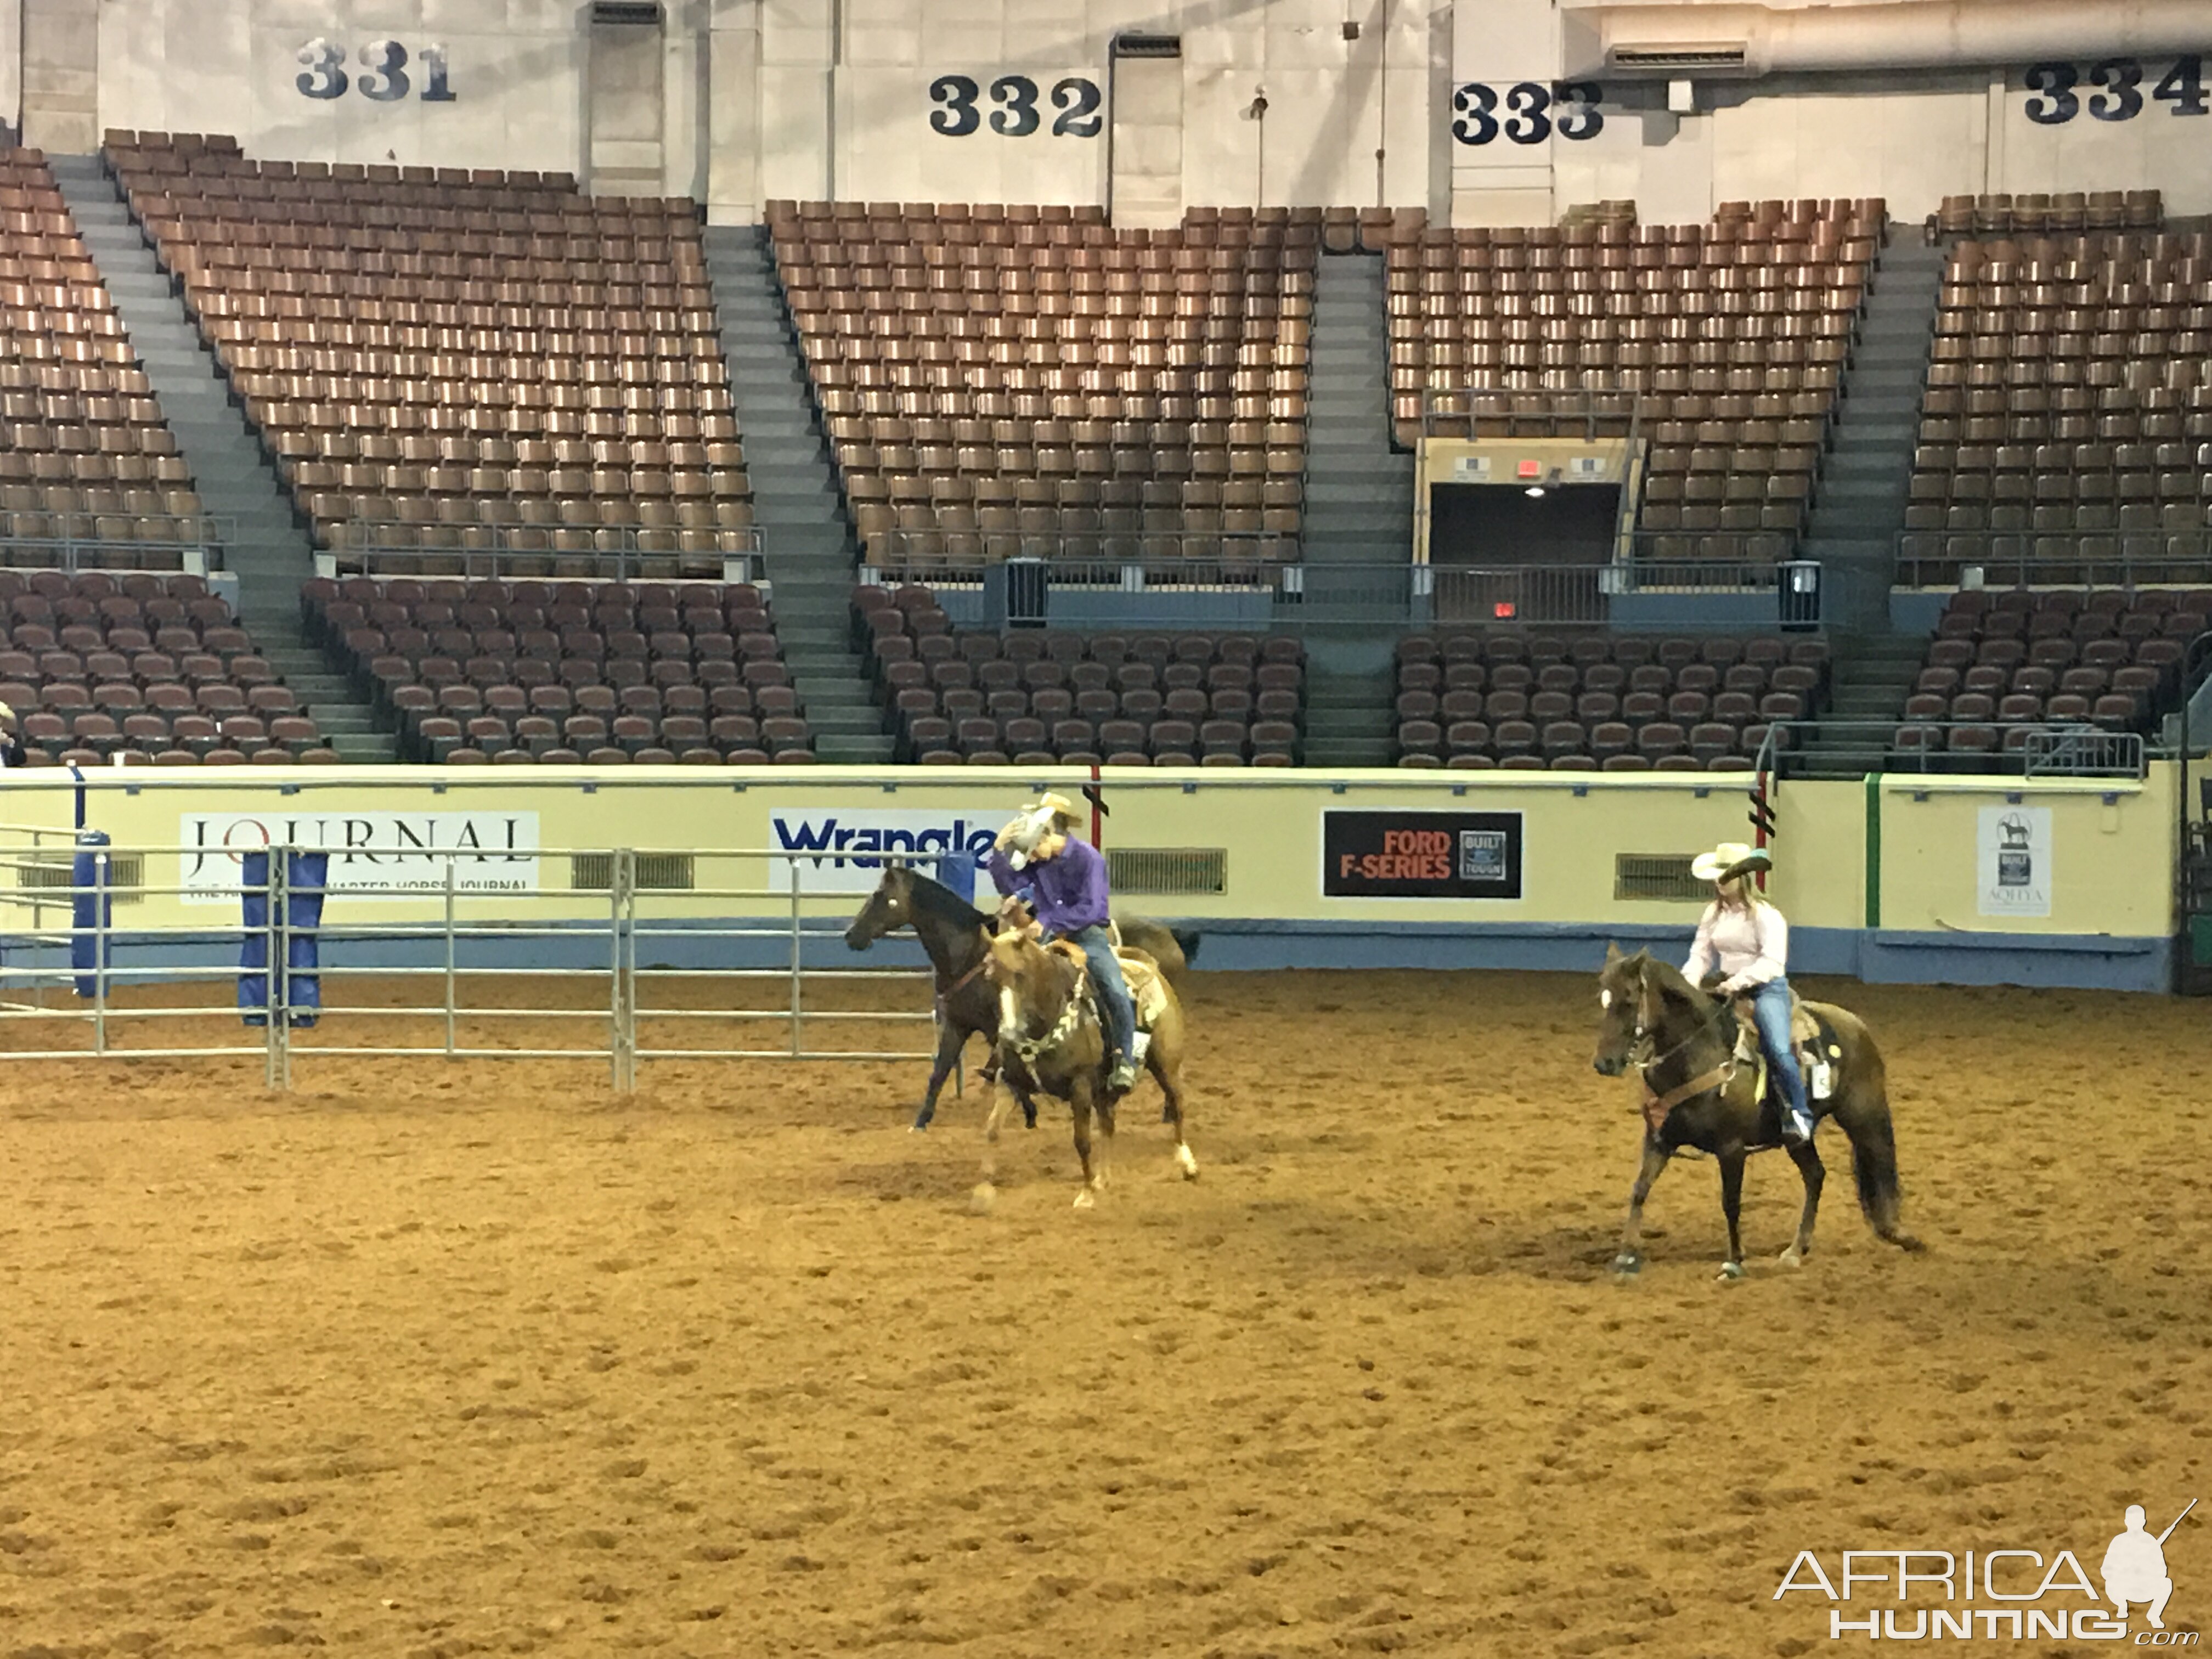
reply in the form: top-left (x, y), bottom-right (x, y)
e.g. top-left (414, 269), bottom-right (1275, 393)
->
top-left (1780, 1138), bottom-right (1826, 1267)
top-left (912, 1019), bottom-right (966, 1132)
top-left (1154, 1053), bottom-right (1197, 1182)
top-left (1613, 1133), bottom-right (1671, 1276)
top-left (1069, 1078), bottom-right (1101, 1209)
top-left (1716, 1152), bottom-right (1747, 1281)
top-left (978, 1065), bottom-right (1015, 1187)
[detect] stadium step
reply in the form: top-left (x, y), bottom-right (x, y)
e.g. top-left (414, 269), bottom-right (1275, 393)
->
top-left (48, 155), bottom-right (396, 758)
top-left (1306, 252), bottom-right (1413, 583)
top-left (703, 227), bottom-right (881, 764)
top-left (1301, 663), bottom-right (1398, 766)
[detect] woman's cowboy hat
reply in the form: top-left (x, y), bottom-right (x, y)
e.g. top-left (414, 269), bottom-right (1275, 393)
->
top-left (1004, 791), bottom-right (1081, 870)
top-left (1690, 841), bottom-right (1773, 883)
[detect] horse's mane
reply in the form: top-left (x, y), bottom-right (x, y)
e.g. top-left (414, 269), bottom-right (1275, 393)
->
top-left (1634, 952), bottom-right (1718, 1016)
top-left (900, 865), bottom-right (989, 932)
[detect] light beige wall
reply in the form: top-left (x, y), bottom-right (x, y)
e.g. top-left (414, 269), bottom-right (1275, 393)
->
top-left (0, 765), bottom-right (2177, 945)
top-left (20, 0), bottom-right (99, 154)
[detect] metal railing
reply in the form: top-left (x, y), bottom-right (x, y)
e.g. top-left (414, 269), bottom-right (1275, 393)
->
top-left (1414, 384), bottom-right (1645, 443)
top-left (323, 526), bottom-right (763, 583)
top-left (1762, 718), bottom-right (2147, 778)
top-left (0, 839), bottom-right (935, 1088)
top-left (866, 530), bottom-right (1297, 581)
top-left (861, 557), bottom-right (1816, 630)
top-left (0, 516), bottom-right (234, 573)
top-left (1893, 531), bottom-right (2212, 590)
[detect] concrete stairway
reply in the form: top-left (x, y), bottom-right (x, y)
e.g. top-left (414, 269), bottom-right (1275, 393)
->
top-left (702, 225), bottom-right (891, 766)
top-left (1795, 632), bottom-right (1929, 777)
top-left (1303, 253), bottom-right (1414, 563)
top-left (47, 155), bottom-right (395, 761)
top-left (1300, 658), bottom-right (1398, 769)
top-left (1798, 238), bottom-right (1948, 632)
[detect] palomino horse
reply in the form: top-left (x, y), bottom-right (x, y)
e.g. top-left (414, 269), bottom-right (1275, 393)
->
top-left (1591, 945), bottom-right (1923, 1278)
top-left (977, 927), bottom-right (1197, 1208)
top-left (842, 861), bottom-right (1199, 1131)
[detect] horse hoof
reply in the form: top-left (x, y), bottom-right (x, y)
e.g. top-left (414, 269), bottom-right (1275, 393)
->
top-left (1611, 1252), bottom-right (1642, 1277)
top-left (1072, 1188), bottom-right (1096, 1210)
top-left (968, 1183), bottom-right (997, 1216)
top-left (1716, 1261), bottom-right (1746, 1282)
top-left (1778, 1246), bottom-right (1804, 1269)
top-left (1175, 1145), bottom-right (1199, 1181)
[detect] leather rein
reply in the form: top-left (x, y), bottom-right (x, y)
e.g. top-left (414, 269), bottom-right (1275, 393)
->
top-left (1631, 977), bottom-right (1742, 1133)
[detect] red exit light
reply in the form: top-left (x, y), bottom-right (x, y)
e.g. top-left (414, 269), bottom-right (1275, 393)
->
top-left (1493, 601), bottom-right (1517, 618)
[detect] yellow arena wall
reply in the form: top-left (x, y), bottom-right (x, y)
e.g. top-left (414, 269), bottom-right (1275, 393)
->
top-left (0, 764), bottom-right (2177, 991)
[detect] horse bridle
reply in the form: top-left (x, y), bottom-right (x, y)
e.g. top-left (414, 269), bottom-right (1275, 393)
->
top-left (1626, 964), bottom-right (1741, 1127)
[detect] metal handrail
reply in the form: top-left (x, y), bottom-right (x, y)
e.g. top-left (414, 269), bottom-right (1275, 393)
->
top-left (323, 525), bottom-right (763, 582)
top-left (1760, 716), bottom-right (2147, 778)
top-left (1893, 531), bottom-right (2212, 590)
top-left (0, 516), bottom-right (236, 571)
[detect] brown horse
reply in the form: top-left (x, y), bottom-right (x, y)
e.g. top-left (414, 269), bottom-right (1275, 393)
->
top-left (977, 928), bottom-right (1197, 1209)
top-left (1591, 945), bottom-right (1923, 1279)
top-left (843, 861), bottom-right (1198, 1131)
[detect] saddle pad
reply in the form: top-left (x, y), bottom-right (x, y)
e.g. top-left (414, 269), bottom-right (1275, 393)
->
top-left (1116, 950), bottom-right (1170, 1027)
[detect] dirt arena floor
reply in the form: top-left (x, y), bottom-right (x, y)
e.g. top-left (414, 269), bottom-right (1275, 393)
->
top-left (2, 967), bottom-right (2209, 1657)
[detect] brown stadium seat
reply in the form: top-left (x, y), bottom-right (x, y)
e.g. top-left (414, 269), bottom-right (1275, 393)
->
top-left (299, 575), bottom-right (811, 763)
top-left (1385, 198), bottom-right (1885, 571)
top-left (104, 132), bottom-right (746, 580)
top-left (1900, 213), bottom-right (2212, 590)
top-left (0, 148), bottom-right (206, 569)
top-left (773, 200), bottom-right (1319, 583)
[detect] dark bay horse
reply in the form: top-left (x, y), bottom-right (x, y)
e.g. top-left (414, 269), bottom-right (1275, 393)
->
top-left (842, 862), bottom-right (1198, 1131)
top-left (978, 927), bottom-right (1197, 1208)
top-left (1591, 945), bottom-right (1923, 1279)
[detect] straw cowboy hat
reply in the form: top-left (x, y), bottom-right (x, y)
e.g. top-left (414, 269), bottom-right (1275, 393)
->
top-left (1004, 791), bottom-right (1081, 870)
top-left (1690, 841), bottom-right (1772, 884)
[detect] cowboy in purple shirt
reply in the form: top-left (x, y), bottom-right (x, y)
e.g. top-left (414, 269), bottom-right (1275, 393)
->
top-left (984, 791), bottom-right (1139, 1096)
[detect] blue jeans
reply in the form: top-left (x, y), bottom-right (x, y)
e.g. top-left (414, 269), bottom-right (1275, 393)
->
top-left (1748, 976), bottom-right (1810, 1127)
top-left (1062, 924), bottom-right (1137, 1065)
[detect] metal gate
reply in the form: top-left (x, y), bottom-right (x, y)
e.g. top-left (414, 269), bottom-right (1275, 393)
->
top-left (0, 838), bottom-right (939, 1088)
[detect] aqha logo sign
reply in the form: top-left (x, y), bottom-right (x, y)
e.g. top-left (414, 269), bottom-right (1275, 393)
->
top-left (1776, 1499), bottom-right (2197, 1643)
top-left (768, 808), bottom-right (1000, 894)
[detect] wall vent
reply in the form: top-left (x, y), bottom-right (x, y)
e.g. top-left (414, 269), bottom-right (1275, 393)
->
top-left (1106, 848), bottom-right (1225, 896)
top-left (591, 2), bottom-right (665, 25)
top-left (570, 853), bottom-right (694, 891)
top-left (18, 852), bottom-right (145, 907)
top-left (1613, 854), bottom-right (1707, 903)
top-left (1608, 46), bottom-right (1748, 71)
top-left (1112, 32), bottom-right (1183, 58)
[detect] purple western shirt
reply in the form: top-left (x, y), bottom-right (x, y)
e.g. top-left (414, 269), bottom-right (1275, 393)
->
top-left (986, 836), bottom-right (1110, 936)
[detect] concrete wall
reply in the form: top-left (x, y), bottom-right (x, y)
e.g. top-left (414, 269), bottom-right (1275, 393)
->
top-left (20, 0), bottom-right (100, 154)
top-left (0, 764), bottom-right (2178, 991)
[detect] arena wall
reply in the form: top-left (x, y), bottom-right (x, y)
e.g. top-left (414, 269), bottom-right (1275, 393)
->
top-left (56, 2), bottom-right (2211, 222)
top-left (0, 765), bottom-right (2176, 992)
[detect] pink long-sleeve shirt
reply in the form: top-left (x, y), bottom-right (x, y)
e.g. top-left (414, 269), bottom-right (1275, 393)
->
top-left (1684, 898), bottom-right (1788, 990)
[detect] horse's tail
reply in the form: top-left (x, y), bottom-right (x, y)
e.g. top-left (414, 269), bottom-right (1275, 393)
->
top-left (1835, 1088), bottom-right (1924, 1252)
top-left (1170, 927), bottom-right (1201, 966)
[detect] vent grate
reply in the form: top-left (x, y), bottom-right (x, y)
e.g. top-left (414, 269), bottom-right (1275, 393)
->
top-left (571, 853), bottom-right (694, 891)
top-left (1614, 854), bottom-right (1707, 903)
top-left (1112, 31), bottom-right (1182, 58)
top-left (1610, 47), bottom-right (1748, 69)
top-left (1106, 847), bottom-right (1225, 896)
top-left (591, 2), bottom-right (664, 24)
top-left (18, 852), bottom-right (144, 906)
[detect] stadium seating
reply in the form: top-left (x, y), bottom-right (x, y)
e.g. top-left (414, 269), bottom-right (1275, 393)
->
top-left (103, 132), bottom-right (748, 578)
top-left (1897, 587), bottom-right (2206, 764)
top-left (772, 201), bottom-right (1319, 582)
top-left (1391, 630), bottom-right (1828, 770)
top-left (854, 583), bottom-right (1303, 766)
top-left (1385, 198), bottom-right (1884, 568)
top-left (1933, 189), bottom-right (2162, 239)
top-left (0, 568), bottom-right (332, 763)
top-left (1, 145), bottom-right (206, 567)
top-left (301, 577), bottom-right (812, 764)
top-left (1901, 224), bottom-right (2212, 587)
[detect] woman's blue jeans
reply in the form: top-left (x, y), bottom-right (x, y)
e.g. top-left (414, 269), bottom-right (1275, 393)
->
top-left (1748, 976), bottom-right (1810, 1127)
